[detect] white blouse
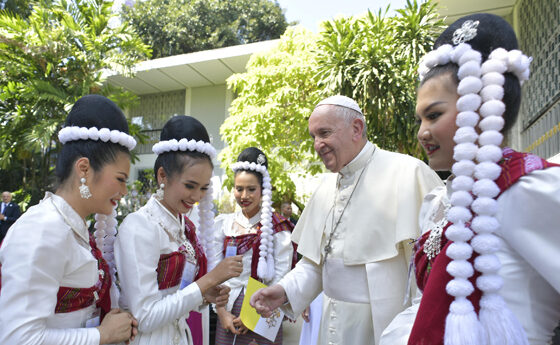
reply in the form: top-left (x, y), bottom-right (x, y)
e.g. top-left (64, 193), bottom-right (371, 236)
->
top-left (380, 167), bottom-right (560, 345)
top-left (211, 211), bottom-right (293, 312)
top-left (115, 196), bottom-right (204, 345)
top-left (0, 193), bottom-right (104, 345)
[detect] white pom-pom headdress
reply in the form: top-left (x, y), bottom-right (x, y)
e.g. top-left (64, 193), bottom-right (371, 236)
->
top-left (152, 138), bottom-right (217, 159)
top-left (231, 154), bottom-right (274, 282)
top-left (58, 126), bottom-right (137, 151)
top-left (418, 15), bottom-right (531, 345)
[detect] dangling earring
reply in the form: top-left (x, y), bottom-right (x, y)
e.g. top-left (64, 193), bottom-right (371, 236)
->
top-left (80, 177), bottom-right (92, 199)
top-left (156, 183), bottom-right (165, 200)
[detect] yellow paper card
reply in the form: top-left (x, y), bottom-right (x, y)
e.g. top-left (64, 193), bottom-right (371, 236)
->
top-left (240, 277), bottom-right (284, 341)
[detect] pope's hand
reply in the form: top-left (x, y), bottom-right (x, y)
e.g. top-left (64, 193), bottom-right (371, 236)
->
top-left (249, 284), bottom-right (287, 318)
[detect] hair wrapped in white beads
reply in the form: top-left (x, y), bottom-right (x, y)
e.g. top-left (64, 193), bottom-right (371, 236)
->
top-left (231, 161), bottom-right (274, 282)
top-left (58, 126), bottom-right (136, 151)
top-left (419, 37), bottom-right (531, 344)
top-left (93, 207), bottom-right (118, 287)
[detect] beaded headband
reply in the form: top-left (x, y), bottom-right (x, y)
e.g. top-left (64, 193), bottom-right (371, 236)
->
top-left (152, 139), bottom-right (216, 159)
top-left (418, 19), bottom-right (530, 344)
top-left (232, 158), bottom-right (275, 281)
top-left (58, 126), bottom-right (137, 151)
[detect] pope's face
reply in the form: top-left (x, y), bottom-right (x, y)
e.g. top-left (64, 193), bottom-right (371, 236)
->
top-left (309, 105), bottom-right (359, 173)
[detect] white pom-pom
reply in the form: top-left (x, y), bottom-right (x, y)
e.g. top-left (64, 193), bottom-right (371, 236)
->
top-left (88, 127), bottom-right (99, 140)
top-left (458, 49), bottom-right (482, 66)
top-left (110, 130), bottom-right (121, 143)
top-left (458, 76), bottom-right (483, 95)
top-left (457, 94), bottom-right (482, 112)
top-left (446, 278), bottom-right (475, 297)
top-left (474, 254), bottom-right (501, 273)
top-left (447, 260), bottom-right (475, 279)
top-left (447, 242), bottom-right (474, 260)
top-left (451, 175), bottom-right (474, 191)
top-left (452, 160), bottom-right (476, 176)
top-left (446, 224), bottom-right (474, 242)
top-left (479, 100), bottom-right (505, 117)
top-left (476, 145), bottom-right (503, 163)
top-left (447, 206), bottom-right (472, 223)
top-left (478, 130), bottom-right (503, 146)
top-left (450, 190), bottom-right (473, 207)
top-left (471, 197), bottom-right (498, 215)
top-left (453, 142), bottom-right (478, 161)
top-left (450, 43), bottom-right (472, 63)
top-left (78, 127), bottom-right (89, 140)
top-left (471, 215), bottom-right (500, 233)
top-left (456, 111), bottom-right (480, 127)
top-left (479, 116), bottom-right (505, 132)
top-left (481, 72), bottom-right (505, 87)
top-left (481, 59), bottom-right (507, 75)
top-left (99, 128), bottom-right (111, 142)
top-left (480, 85), bottom-right (504, 102)
top-left (476, 274), bottom-right (503, 293)
top-left (472, 180), bottom-right (500, 198)
top-left (475, 162), bottom-right (502, 180)
top-left (471, 233), bottom-right (501, 254)
top-left (454, 126), bottom-right (478, 144)
top-left (458, 60), bottom-right (482, 79)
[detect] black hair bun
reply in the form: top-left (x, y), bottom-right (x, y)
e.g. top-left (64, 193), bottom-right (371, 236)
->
top-left (435, 13), bottom-right (518, 60)
top-left (66, 94), bottom-right (129, 133)
top-left (160, 115), bottom-right (210, 143)
top-left (237, 147), bottom-right (268, 169)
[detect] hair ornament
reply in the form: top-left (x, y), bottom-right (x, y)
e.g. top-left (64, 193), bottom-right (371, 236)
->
top-left (452, 20), bottom-right (480, 45)
top-left (232, 160), bottom-right (275, 281)
top-left (152, 138), bottom-right (216, 158)
top-left (58, 126), bottom-right (136, 151)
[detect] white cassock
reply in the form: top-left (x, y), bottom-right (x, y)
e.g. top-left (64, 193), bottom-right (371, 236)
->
top-left (381, 167), bottom-right (560, 345)
top-left (0, 192), bottom-right (116, 345)
top-left (278, 141), bottom-right (443, 345)
top-left (115, 196), bottom-right (205, 345)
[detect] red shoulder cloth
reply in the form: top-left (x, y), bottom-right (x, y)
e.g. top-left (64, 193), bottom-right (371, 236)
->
top-left (408, 148), bottom-right (559, 345)
top-left (222, 212), bottom-right (294, 280)
top-left (156, 215), bottom-right (207, 290)
top-left (0, 234), bottom-right (112, 319)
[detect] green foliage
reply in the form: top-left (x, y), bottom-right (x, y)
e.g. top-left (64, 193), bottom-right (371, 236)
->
top-left (1, 0), bottom-right (35, 18)
top-left (220, 0), bottom-right (443, 204)
top-left (316, 0), bottom-right (444, 157)
top-left (121, 0), bottom-right (289, 59)
top-left (220, 27), bottom-right (326, 205)
top-left (0, 0), bottom-right (150, 205)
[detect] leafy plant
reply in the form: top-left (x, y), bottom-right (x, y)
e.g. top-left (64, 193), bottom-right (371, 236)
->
top-left (0, 0), bottom-right (150, 204)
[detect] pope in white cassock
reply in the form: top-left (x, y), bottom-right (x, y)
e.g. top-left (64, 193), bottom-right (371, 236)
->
top-left (250, 95), bottom-right (443, 345)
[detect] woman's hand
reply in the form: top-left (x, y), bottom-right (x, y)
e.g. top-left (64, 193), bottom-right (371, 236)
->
top-left (217, 307), bottom-right (240, 335)
top-left (196, 255), bottom-right (243, 294)
top-left (202, 284), bottom-right (230, 307)
top-left (232, 316), bottom-right (249, 335)
top-left (97, 309), bottom-right (136, 344)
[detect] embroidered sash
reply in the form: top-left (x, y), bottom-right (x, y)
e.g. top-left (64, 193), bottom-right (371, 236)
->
top-left (0, 234), bottom-right (111, 318)
top-left (222, 213), bottom-right (294, 280)
top-left (156, 215), bottom-right (207, 290)
top-left (408, 149), bottom-right (559, 345)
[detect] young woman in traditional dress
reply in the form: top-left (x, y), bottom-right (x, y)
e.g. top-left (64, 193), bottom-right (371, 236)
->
top-left (114, 115), bottom-right (243, 345)
top-left (0, 94), bottom-right (138, 344)
top-left (380, 13), bottom-right (560, 345)
top-left (213, 147), bottom-right (294, 345)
